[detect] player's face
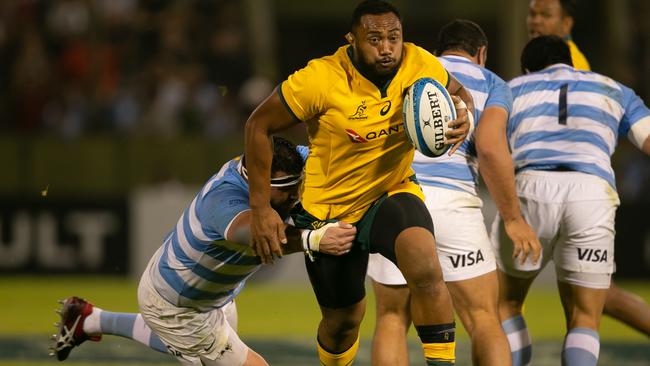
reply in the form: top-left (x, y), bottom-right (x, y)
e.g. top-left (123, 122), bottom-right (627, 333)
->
top-left (349, 12), bottom-right (403, 76)
top-left (527, 0), bottom-right (572, 39)
top-left (269, 171), bottom-right (300, 218)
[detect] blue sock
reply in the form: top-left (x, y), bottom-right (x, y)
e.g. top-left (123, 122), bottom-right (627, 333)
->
top-left (100, 311), bottom-right (168, 354)
top-left (502, 315), bottom-right (532, 366)
top-left (562, 327), bottom-right (599, 366)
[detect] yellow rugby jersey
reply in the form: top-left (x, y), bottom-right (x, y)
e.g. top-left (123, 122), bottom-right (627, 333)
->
top-left (279, 42), bottom-right (449, 223)
top-left (567, 39), bottom-right (590, 71)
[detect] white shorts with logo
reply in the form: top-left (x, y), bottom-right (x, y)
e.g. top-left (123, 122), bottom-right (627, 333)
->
top-left (491, 170), bottom-right (619, 289)
top-left (138, 260), bottom-right (248, 366)
top-left (367, 186), bottom-right (496, 284)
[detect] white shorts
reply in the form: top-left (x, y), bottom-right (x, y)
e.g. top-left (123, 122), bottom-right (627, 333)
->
top-left (138, 263), bottom-right (249, 366)
top-left (491, 170), bottom-right (619, 289)
top-left (367, 186), bottom-right (496, 284)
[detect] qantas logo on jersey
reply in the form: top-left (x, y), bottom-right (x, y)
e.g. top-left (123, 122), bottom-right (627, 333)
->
top-left (577, 248), bottom-right (608, 263)
top-left (449, 249), bottom-right (485, 268)
top-left (349, 100), bottom-right (368, 120)
top-left (345, 124), bottom-right (402, 143)
top-left (345, 129), bottom-right (368, 143)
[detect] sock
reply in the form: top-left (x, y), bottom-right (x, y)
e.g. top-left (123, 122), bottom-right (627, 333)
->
top-left (316, 335), bottom-right (359, 366)
top-left (502, 315), bottom-right (532, 366)
top-left (416, 322), bottom-right (456, 365)
top-left (96, 310), bottom-right (168, 354)
top-left (82, 307), bottom-right (103, 335)
top-left (562, 327), bottom-right (599, 366)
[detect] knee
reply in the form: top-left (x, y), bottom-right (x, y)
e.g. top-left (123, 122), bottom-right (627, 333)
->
top-left (394, 232), bottom-right (445, 293)
top-left (321, 303), bottom-right (365, 337)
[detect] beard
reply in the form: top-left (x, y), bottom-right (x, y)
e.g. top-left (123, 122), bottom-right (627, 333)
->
top-left (356, 51), bottom-right (401, 82)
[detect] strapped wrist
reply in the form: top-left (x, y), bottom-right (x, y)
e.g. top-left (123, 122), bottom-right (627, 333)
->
top-left (301, 229), bottom-right (315, 261)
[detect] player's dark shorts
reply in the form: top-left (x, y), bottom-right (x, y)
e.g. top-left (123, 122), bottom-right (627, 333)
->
top-left (290, 181), bottom-right (434, 308)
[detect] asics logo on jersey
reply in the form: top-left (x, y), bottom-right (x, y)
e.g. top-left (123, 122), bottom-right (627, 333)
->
top-left (349, 101), bottom-right (368, 120)
top-left (345, 124), bottom-right (402, 143)
top-left (449, 249), bottom-right (485, 268)
top-left (577, 248), bottom-right (608, 263)
top-left (379, 101), bottom-right (392, 116)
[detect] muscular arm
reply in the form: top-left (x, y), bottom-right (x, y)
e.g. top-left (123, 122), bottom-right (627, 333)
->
top-left (475, 107), bottom-right (519, 222)
top-left (475, 106), bottom-right (541, 263)
top-left (244, 89), bottom-right (300, 263)
top-left (226, 211), bottom-right (355, 256)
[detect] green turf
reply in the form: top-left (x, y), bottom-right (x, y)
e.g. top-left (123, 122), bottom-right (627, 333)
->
top-left (3, 276), bottom-right (649, 340)
top-left (0, 276), bottom-right (648, 365)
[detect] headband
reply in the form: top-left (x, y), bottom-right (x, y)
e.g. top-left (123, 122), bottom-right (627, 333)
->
top-left (238, 158), bottom-right (302, 187)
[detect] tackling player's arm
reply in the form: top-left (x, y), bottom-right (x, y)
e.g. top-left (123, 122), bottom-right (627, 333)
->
top-left (475, 105), bottom-right (541, 264)
top-left (244, 90), bottom-right (300, 264)
top-left (446, 73), bottom-right (475, 155)
top-left (225, 211), bottom-right (356, 256)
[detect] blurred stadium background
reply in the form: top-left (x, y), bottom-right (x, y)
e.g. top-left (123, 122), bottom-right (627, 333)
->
top-left (0, 0), bottom-right (649, 365)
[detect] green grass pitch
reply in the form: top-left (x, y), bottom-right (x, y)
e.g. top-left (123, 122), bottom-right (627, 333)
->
top-left (0, 276), bottom-right (648, 365)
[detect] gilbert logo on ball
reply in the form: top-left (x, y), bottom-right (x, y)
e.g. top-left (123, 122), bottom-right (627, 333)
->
top-left (403, 77), bottom-right (456, 157)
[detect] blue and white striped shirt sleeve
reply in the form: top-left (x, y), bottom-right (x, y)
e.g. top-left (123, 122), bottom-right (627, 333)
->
top-left (197, 186), bottom-right (250, 239)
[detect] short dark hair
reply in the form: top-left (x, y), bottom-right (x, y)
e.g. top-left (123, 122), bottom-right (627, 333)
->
top-left (435, 19), bottom-right (488, 57)
top-left (271, 136), bottom-right (304, 177)
top-left (521, 35), bottom-right (573, 73)
top-left (559, 0), bottom-right (577, 17)
top-left (351, 0), bottom-right (401, 31)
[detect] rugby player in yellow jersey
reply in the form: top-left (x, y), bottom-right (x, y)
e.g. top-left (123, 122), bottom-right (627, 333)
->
top-left (525, 0), bottom-right (650, 338)
top-left (244, 1), bottom-right (474, 365)
top-left (527, 0), bottom-right (590, 70)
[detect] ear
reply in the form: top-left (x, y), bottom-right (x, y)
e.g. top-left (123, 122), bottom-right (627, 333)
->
top-left (561, 16), bottom-right (574, 37)
top-left (478, 46), bottom-right (488, 67)
top-left (345, 32), bottom-right (354, 45)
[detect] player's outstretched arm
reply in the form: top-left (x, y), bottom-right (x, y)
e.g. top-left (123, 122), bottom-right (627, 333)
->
top-left (244, 89), bottom-right (300, 264)
top-left (284, 222), bottom-right (357, 256)
top-left (475, 105), bottom-right (541, 264)
top-left (226, 214), bottom-right (356, 257)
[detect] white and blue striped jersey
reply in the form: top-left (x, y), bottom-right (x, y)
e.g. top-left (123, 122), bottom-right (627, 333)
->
top-left (412, 55), bottom-right (512, 196)
top-left (147, 146), bottom-right (309, 311)
top-left (508, 64), bottom-right (650, 189)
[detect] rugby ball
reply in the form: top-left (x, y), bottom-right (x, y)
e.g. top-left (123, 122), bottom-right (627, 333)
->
top-left (403, 78), bottom-right (456, 157)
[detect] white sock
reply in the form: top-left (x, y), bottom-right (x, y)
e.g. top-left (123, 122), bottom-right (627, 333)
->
top-left (82, 307), bottom-right (103, 335)
top-left (502, 315), bottom-right (532, 366)
top-left (562, 327), bottom-right (599, 366)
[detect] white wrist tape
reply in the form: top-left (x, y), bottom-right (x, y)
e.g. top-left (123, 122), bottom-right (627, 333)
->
top-left (454, 99), bottom-right (475, 134)
top-left (301, 222), bottom-right (339, 260)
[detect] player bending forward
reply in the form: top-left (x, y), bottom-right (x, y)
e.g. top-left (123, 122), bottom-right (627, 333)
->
top-left (51, 137), bottom-right (356, 366)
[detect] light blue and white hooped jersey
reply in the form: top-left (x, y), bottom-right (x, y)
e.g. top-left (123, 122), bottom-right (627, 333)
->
top-left (147, 155), bottom-right (261, 311)
top-left (412, 55), bottom-right (513, 196)
top-left (508, 64), bottom-right (650, 189)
